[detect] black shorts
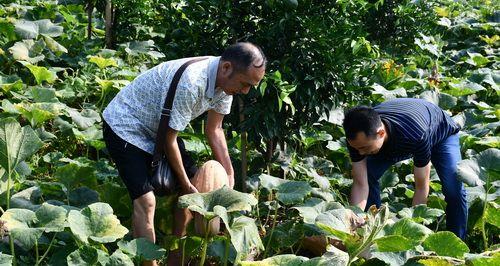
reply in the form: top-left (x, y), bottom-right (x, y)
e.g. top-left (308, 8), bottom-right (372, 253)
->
top-left (103, 121), bottom-right (197, 200)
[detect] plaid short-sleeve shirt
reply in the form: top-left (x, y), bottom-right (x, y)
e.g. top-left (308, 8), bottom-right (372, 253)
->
top-left (103, 56), bottom-right (233, 154)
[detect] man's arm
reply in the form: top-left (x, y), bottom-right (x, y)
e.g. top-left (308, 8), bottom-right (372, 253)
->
top-left (206, 110), bottom-right (235, 188)
top-left (412, 162), bottom-right (431, 206)
top-left (350, 158), bottom-right (369, 210)
top-left (165, 127), bottom-right (198, 194)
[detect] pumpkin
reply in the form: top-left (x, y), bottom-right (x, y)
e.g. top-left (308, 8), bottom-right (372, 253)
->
top-left (192, 160), bottom-right (228, 236)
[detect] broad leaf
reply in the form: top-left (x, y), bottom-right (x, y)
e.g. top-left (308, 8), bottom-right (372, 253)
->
top-left (258, 174), bottom-right (288, 191)
top-left (375, 218), bottom-right (432, 252)
top-left (276, 181), bottom-right (312, 205)
top-left (88, 56), bottom-right (118, 69)
top-left (315, 208), bottom-right (362, 242)
top-left (9, 39), bottom-right (45, 63)
top-left (68, 202), bottom-right (128, 244)
top-left (0, 118), bottom-right (43, 172)
top-left (0, 75), bottom-right (23, 93)
top-left (457, 148), bottom-right (500, 187)
top-left (66, 108), bottom-right (101, 130)
top-left (107, 250), bottom-right (134, 266)
top-left (67, 246), bottom-right (99, 266)
top-left (15, 19), bottom-right (63, 39)
top-left (178, 186), bottom-right (257, 220)
top-left (293, 198), bottom-right (343, 224)
top-left (240, 254), bottom-right (309, 266)
top-left (398, 205), bottom-right (445, 225)
top-left (117, 238), bottom-right (166, 261)
top-left (422, 231), bottom-right (469, 258)
top-left (23, 63), bottom-right (57, 85)
top-left (228, 214), bottom-right (264, 254)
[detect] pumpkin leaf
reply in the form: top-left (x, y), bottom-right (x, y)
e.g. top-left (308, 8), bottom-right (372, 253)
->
top-left (117, 238), bottom-right (166, 261)
top-left (422, 231), bottom-right (469, 258)
top-left (67, 202), bottom-right (128, 244)
top-left (0, 118), bottom-right (43, 173)
top-left (178, 186), bottom-right (257, 220)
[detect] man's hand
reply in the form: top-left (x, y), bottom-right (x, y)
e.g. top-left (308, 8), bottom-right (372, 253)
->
top-left (181, 182), bottom-right (199, 194)
top-left (412, 162), bottom-right (431, 206)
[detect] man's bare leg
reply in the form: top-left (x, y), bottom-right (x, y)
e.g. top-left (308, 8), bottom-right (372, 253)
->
top-left (167, 205), bottom-right (193, 265)
top-left (133, 192), bottom-right (157, 266)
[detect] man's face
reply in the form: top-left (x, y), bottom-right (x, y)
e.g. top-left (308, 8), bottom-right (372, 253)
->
top-left (220, 62), bottom-right (265, 95)
top-left (347, 130), bottom-right (385, 156)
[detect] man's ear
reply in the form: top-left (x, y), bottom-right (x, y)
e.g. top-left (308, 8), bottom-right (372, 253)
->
top-left (221, 61), bottom-right (233, 77)
top-left (376, 127), bottom-right (385, 138)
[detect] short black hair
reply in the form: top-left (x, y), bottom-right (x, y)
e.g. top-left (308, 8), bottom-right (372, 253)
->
top-left (343, 106), bottom-right (382, 140)
top-left (221, 42), bottom-right (267, 73)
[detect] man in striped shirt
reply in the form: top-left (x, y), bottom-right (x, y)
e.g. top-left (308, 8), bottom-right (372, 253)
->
top-left (343, 98), bottom-right (467, 239)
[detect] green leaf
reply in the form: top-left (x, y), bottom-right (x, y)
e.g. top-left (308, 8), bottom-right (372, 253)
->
top-left (14, 20), bottom-right (39, 39)
top-left (380, 171), bottom-right (399, 191)
top-left (227, 214), bottom-right (264, 254)
top-left (375, 235), bottom-right (416, 252)
top-left (66, 108), bottom-right (101, 130)
top-left (240, 254), bottom-right (309, 266)
top-left (23, 63), bottom-right (57, 85)
top-left (106, 250), bottom-right (134, 266)
top-left (484, 201), bottom-right (500, 228)
top-left (398, 205), bottom-right (445, 225)
top-left (276, 181), bottom-right (312, 205)
top-left (0, 118), bottom-right (43, 173)
top-left (35, 202), bottom-right (67, 232)
top-left (457, 148), bottom-right (500, 187)
top-left (67, 202), bottom-right (128, 244)
top-left (0, 208), bottom-right (43, 250)
top-left (293, 198), bottom-right (343, 224)
top-left (422, 231), bottom-right (469, 258)
top-left (371, 83), bottom-right (407, 101)
top-left (67, 246), bottom-right (99, 266)
top-left (117, 238), bottom-right (166, 261)
top-left (303, 246), bottom-right (349, 266)
top-left (259, 174), bottom-right (288, 191)
top-left (43, 35), bottom-right (68, 55)
top-left (55, 163), bottom-right (98, 191)
top-left (88, 56), bottom-right (118, 69)
top-left (0, 75), bottom-right (23, 93)
top-left (9, 39), bottom-right (45, 63)
top-left (315, 208), bottom-right (360, 242)
top-left (31, 87), bottom-right (58, 103)
top-left (178, 186), bottom-right (257, 220)
top-left (465, 52), bottom-right (490, 67)
top-left (375, 218), bottom-right (432, 252)
top-left (15, 19), bottom-right (63, 39)
top-left (0, 253), bottom-right (13, 265)
top-left (444, 80), bottom-right (486, 96)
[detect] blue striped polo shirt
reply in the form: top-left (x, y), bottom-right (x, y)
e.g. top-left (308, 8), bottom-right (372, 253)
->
top-left (348, 98), bottom-right (461, 167)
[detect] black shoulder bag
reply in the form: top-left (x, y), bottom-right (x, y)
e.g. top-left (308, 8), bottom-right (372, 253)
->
top-left (150, 57), bottom-right (208, 196)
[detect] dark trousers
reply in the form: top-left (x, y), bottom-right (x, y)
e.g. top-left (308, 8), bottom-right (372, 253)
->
top-left (365, 134), bottom-right (467, 239)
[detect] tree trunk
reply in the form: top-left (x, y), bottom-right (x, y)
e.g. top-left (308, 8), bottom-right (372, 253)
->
top-left (105, 0), bottom-right (114, 48)
top-left (87, 2), bottom-right (93, 40)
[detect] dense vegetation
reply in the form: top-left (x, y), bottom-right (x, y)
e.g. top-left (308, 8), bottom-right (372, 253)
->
top-left (0, 0), bottom-right (498, 265)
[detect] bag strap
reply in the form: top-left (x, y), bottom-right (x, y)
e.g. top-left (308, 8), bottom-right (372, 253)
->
top-left (153, 57), bottom-right (209, 163)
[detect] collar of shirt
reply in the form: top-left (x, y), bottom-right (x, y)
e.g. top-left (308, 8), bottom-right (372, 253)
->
top-left (206, 56), bottom-right (221, 99)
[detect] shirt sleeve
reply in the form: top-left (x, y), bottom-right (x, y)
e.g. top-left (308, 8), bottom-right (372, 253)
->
top-left (413, 135), bottom-right (432, 167)
top-left (347, 143), bottom-right (366, 162)
top-left (168, 85), bottom-right (198, 131)
top-left (211, 95), bottom-right (233, 115)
